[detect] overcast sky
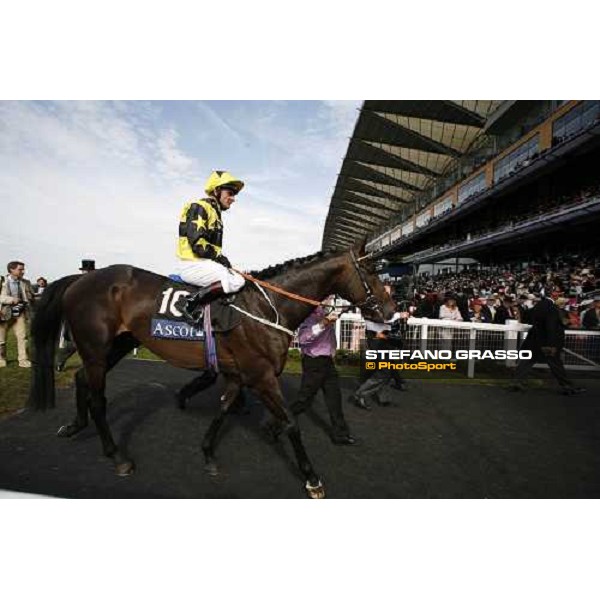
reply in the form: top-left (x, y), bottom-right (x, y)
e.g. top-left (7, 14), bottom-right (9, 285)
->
top-left (0, 100), bottom-right (360, 281)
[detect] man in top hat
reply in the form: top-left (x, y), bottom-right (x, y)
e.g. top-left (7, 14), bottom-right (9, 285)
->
top-left (79, 259), bottom-right (95, 272)
top-left (55, 259), bottom-right (96, 371)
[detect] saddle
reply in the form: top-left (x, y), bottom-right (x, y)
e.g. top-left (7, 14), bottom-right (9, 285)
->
top-left (150, 276), bottom-right (241, 342)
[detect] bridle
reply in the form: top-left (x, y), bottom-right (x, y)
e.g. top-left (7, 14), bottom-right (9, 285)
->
top-left (347, 249), bottom-right (384, 316)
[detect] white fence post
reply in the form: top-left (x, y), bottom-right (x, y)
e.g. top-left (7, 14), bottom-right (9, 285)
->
top-left (504, 320), bottom-right (519, 368)
top-left (468, 328), bottom-right (476, 378)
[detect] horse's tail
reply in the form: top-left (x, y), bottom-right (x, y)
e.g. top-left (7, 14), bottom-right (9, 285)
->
top-left (28, 275), bottom-right (80, 411)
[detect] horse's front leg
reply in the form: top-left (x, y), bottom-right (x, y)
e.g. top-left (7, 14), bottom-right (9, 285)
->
top-left (254, 374), bottom-right (325, 499)
top-left (201, 379), bottom-right (241, 476)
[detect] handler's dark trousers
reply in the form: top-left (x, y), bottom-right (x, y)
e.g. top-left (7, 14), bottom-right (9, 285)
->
top-left (354, 371), bottom-right (391, 400)
top-left (514, 343), bottom-right (573, 388)
top-left (291, 355), bottom-right (350, 439)
top-left (354, 335), bottom-right (404, 401)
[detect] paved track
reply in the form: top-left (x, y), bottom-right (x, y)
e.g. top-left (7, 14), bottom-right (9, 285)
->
top-left (1, 360), bottom-right (599, 498)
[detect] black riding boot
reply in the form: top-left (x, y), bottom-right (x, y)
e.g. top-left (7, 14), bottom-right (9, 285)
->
top-left (180, 282), bottom-right (227, 323)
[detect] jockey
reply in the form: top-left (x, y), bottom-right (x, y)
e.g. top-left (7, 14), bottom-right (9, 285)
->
top-left (176, 170), bottom-right (246, 319)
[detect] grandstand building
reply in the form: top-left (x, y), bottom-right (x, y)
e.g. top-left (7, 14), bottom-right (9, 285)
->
top-left (322, 101), bottom-right (600, 278)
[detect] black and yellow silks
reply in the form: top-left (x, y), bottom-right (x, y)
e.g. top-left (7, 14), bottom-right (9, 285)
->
top-left (177, 197), bottom-right (230, 266)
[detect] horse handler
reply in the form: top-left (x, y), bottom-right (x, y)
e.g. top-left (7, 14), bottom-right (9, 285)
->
top-left (290, 299), bottom-right (357, 445)
top-left (348, 316), bottom-right (407, 410)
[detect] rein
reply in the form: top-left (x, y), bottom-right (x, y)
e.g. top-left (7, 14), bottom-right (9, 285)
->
top-left (232, 269), bottom-right (323, 307)
top-left (229, 250), bottom-right (383, 332)
top-left (232, 250), bottom-right (379, 311)
top-left (228, 270), bottom-right (324, 336)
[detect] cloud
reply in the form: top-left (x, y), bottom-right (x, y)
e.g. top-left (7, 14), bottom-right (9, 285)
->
top-left (225, 100), bottom-right (360, 174)
top-left (154, 128), bottom-right (196, 182)
top-left (195, 101), bottom-right (246, 145)
top-left (0, 101), bottom-right (359, 281)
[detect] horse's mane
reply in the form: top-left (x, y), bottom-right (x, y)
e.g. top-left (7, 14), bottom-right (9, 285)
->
top-left (249, 249), bottom-right (341, 279)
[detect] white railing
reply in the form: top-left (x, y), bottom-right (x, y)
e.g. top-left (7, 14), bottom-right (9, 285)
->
top-left (405, 317), bottom-right (528, 378)
top-left (292, 315), bottom-right (600, 378)
top-left (404, 318), bottom-right (600, 373)
top-left (135, 313), bottom-right (600, 378)
top-left (560, 330), bottom-right (600, 370)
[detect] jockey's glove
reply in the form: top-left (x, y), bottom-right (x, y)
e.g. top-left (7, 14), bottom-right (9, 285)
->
top-left (215, 255), bottom-right (232, 269)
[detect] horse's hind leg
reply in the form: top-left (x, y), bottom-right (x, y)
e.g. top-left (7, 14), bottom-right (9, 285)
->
top-left (70, 333), bottom-right (139, 475)
top-left (57, 333), bottom-right (139, 445)
top-left (56, 368), bottom-right (90, 437)
top-left (201, 379), bottom-right (241, 476)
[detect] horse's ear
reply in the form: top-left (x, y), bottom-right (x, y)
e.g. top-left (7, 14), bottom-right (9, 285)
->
top-left (353, 237), bottom-right (367, 257)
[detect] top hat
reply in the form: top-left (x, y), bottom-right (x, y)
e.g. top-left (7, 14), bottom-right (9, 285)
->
top-left (79, 259), bottom-right (95, 271)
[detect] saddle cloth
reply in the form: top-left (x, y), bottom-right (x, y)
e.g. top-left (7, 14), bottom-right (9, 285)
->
top-left (150, 276), bottom-right (241, 341)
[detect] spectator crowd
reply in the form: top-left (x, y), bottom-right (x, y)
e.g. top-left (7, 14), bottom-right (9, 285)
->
top-left (406, 253), bottom-right (600, 330)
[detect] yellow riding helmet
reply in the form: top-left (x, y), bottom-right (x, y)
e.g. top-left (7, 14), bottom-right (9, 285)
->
top-left (204, 171), bottom-right (245, 196)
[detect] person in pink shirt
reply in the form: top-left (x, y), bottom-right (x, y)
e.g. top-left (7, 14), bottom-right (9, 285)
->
top-left (290, 298), bottom-right (356, 445)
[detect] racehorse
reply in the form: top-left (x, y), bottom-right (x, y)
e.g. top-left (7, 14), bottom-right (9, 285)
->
top-left (28, 243), bottom-right (395, 498)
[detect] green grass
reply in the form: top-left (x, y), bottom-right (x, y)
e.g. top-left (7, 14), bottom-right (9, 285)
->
top-left (283, 352), bottom-right (360, 378)
top-left (0, 334), bottom-right (78, 418)
top-left (131, 346), bottom-right (363, 376)
top-left (2, 335), bottom-right (543, 419)
top-left (132, 346), bottom-right (162, 361)
top-left (0, 337), bottom-right (160, 418)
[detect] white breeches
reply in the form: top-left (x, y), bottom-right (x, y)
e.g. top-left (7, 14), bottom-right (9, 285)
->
top-left (175, 259), bottom-right (245, 293)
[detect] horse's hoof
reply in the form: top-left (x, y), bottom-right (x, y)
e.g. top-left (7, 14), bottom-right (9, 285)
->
top-left (204, 461), bottom-right (219, 477)
top-left (56, 423), bottom-right (84, 438)
top-left (305, 480), bottom-right (326, 499)
top-left (115, 461), bottom-right (135, 477)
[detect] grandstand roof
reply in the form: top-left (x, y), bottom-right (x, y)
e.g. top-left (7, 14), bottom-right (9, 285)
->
top-left (322, 100), bottom-right (505, 250)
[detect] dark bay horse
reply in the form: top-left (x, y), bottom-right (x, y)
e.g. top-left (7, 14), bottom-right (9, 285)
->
top-left (29, 244), bottom-right (395, 498)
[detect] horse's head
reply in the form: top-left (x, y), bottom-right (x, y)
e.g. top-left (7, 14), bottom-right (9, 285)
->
top-left (334, 241), bottom-right (396, 322)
